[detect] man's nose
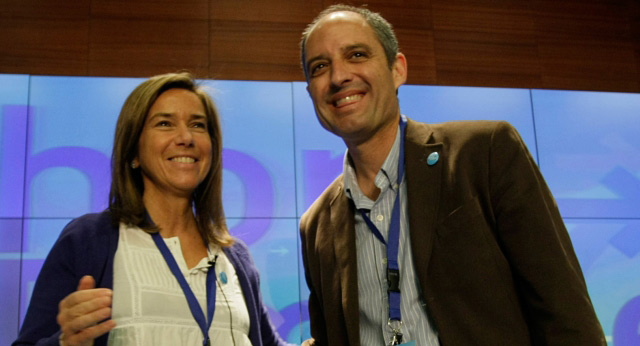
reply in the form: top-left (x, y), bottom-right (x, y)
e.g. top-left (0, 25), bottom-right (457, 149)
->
top-left (330, 60), bottom-right (353, 87)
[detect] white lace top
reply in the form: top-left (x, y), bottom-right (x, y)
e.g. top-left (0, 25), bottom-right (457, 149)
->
top-left (108, 223), bottom-right (252, 346)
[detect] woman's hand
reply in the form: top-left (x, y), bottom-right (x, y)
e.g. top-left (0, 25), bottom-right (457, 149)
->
top-left (57, 275), bottom-right (116, 346)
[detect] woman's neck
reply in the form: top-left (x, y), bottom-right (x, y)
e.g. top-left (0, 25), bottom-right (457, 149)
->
top-left (143, 190), bottom-right (196, 238)
top-left (143, 191), bottom-right (209, 269)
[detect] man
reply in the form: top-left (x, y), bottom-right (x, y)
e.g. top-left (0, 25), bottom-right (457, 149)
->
top-left (299, 4), bottom-right (605, 346)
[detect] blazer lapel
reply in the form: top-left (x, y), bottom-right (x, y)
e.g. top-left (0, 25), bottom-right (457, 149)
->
top-left (329, 184), bottom-right (361, 345)
top-left (404, 119), bottom-right (442, 299)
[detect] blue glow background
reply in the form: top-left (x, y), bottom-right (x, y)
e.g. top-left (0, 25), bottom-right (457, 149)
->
top-left (1, 75), bottom-right (639, 345)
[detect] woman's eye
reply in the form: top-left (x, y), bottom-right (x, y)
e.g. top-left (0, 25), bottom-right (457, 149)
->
top-left (157, 121), bottom-right (171, 127)
top-left (192, 122), bottom-right (206, 129)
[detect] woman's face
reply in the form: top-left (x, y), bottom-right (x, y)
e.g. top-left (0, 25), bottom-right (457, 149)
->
top-left (135, 88), bottom-right (213, 199)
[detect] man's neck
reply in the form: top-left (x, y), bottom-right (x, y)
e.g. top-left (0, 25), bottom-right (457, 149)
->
top-left (346, 119), bottom-right (399, 201)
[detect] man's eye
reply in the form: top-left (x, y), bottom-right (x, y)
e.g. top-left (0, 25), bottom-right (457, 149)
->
top-left (311, 63), bottom-right (326, 75)
top-left (351, 52), bottom-right (366, 59)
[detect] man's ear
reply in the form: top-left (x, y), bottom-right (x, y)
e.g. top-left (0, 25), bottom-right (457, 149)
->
top-left (392, 53), bottom-right (408, 89)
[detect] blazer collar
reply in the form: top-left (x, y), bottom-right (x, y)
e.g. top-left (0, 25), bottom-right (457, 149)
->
top-left (328, 181), bottom-right (361, 345)
top-left (404, 119), bottom-right (442, 298)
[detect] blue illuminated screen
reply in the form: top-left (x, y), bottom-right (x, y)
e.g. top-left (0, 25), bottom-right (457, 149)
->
top-left (1, 75), bottom-right (639, 345)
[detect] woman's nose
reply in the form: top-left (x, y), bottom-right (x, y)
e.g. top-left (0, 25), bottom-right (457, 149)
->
top-left (175, 125), bottom-right (195, 146)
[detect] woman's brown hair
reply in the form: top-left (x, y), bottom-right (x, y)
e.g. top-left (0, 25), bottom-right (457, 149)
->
top-left (109, 72), bottom-right (232, 247)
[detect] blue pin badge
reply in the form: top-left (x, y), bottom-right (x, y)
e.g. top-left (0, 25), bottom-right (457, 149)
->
top-left (427, 152), bottom-right (439, 166)
top-left (220, 272), bottom-right (228, 284)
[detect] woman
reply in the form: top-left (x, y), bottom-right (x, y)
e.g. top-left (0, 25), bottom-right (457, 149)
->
top-left (14, 72), bottom-right (289, 346)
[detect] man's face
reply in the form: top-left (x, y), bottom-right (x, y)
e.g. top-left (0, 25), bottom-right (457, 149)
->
top-left (304, 11), bottom-right (407, 146)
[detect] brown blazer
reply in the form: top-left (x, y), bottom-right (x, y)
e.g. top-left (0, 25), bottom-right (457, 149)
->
top-left (300, 119), bottom-right (605, 346)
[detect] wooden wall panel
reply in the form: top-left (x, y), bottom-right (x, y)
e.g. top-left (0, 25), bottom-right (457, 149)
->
top-left (0, 0), bottom-right (90, 75)
top-left (209, 0), bottom-right (322, 81)
top-left (432, 1), bottom-right (542, 88)
top-left (1, 0), bottom-right (639, 92)
top-left (629, 0), bottom-right (640, 92)
top-left (533, 0), bottom-right (639, 92)
top-left (88, 0), bottom-right (210, 77)
top-left (209, 20), bottom-right (307, 81)
top-left (395, 27), bottom-right (437, 86)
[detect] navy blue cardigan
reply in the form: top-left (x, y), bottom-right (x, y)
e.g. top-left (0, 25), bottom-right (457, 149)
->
top-left (14, 211), bottom-right (288, 346)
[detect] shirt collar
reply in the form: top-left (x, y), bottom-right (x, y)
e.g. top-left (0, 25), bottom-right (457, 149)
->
top-left (344, 124), bottom-right (402, 208)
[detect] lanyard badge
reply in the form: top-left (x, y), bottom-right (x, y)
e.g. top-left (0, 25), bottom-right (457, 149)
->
top-left (390, 333), bottom-right (403, 346)
top-left (388, 319), bottom-right (403, 345)
top-left (359, 116), bottom-right (409, 344)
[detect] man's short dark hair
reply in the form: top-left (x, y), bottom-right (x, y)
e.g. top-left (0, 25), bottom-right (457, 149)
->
top-left (300, 4), bottom-right (400, 79)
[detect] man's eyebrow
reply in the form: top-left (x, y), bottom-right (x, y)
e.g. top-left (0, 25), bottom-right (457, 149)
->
top-left (342, 43), bottom-right (370, 52)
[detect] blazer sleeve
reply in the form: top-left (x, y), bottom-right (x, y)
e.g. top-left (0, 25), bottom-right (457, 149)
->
top-left (488, 122), bottom-right (605, 345)
top-left (227, 240), bottom-right (291, 346)
top-left (299, 214), bottom-right (324, 346)
top-left (13, 212), bottom-right (116, 346)
top-left (13, 218), bottom-right (94, 346)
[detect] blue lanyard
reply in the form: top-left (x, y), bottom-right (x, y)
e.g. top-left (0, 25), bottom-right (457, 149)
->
top-left (357, 116), bottom-right (407, 322)
top-left (151, 231), bottom-right (216, 346)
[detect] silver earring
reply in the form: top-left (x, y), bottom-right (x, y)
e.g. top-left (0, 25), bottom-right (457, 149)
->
top-left (131, 161), bottom-right (138, 169)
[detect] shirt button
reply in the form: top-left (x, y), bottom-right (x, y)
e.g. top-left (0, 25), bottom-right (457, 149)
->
top-left (376, 214), bottom-right (384, 222)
